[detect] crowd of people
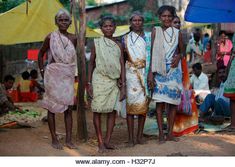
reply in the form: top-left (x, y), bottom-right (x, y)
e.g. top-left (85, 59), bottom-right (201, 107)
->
top-left (1, 5), bottom-right (235, 152)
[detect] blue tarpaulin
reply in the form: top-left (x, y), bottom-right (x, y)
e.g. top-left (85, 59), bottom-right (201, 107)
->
top-left (185, 0), bottom-right (235, 23)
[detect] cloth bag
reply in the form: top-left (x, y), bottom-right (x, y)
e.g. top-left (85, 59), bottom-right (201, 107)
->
top-left (177, 89), bottom-right (193, 116)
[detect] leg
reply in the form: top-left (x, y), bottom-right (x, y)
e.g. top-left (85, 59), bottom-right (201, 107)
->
top-left (104, 110), bottom-right (116, 149)
top-left (48, 111), bottom-right (63, 149)
top-left (64, 109), bottom-right (76, 149)
top-left (166, 104), bottom-right (179, 142)
top-left (199, 94), bottom-right (216, 117)
top-left (126, 114), bottom-right (135, 147)
top-left (136, 114), bottom-right (146, 144)
top-left (93, 112), bottom-right (105, 152)
top-left (214, 98), bottom-right (231, 117)
top-left (231, 100), bottom-right (235, 128)
top-left (156, 103), bottom-right (165, 143)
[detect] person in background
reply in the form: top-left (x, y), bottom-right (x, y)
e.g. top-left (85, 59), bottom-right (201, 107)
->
top-left (38, 9), bottom-right (77, 149)
top-left (216, 30), bottom-right (233, 68)
top-left (148, 6), bottom-right (184, 143)
top-left (199, 66), bottom-right (230, 123)
top-left (0, 75), bottom-right (21, 115)
top-left (30, 69), bottom-right (44, 98)
top-left (190, 63), bottom-right (210, 103)
top-left (186, 33), bottom-right (203, 65)
top-left (202, 33), bottom-right (210, 52)
top-left (203, 41), bottom-right (212, 63)
top-left (17, 71), bottom-right (32, 102)
top-left (87, 16), bottom-right (125, 152)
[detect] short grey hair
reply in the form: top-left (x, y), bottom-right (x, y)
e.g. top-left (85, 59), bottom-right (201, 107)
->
top-left (55, 9), bottom-right (71, 23)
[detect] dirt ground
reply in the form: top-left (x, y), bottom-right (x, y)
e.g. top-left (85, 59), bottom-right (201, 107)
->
top-left (1, 105), bottom-right (235, 156)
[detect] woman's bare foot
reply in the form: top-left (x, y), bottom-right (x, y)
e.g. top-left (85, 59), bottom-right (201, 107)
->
top-left (126, 140), bottom-right (135, 147)
top-left (136, 138), bottom-right (147, 145)
top-left (104, 142), bottom-right (115, 149)
top-left (65, 142), bottom-right (77, 149)
top-left (51, 140), bottom-right (63, 150)
top-left (158, 135), bottom-right (165, 144)
top-left (166, 135), bottom-right (179, 142)
top-left (98, 144), bottom-right (106, 153)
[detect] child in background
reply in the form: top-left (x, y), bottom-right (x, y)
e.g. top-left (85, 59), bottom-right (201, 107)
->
top-left (204, 41), bottom-right (212, 63)
top-left (30, 69), bottom-right (44, 99)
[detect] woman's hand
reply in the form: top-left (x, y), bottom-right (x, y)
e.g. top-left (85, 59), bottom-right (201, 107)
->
top-left (171, 54), bottom-right (181, 68)
top-left (87, 84), bottom-right (93, 100)
top-left (147, 71), bottom-right (155, 90)
top-left (119, 86), bottom-right (126, 101)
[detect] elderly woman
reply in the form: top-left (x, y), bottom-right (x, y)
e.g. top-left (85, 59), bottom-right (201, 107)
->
top-left (38, 9), bottom-right (77, 150)
top-left (122, 11), bottom-right (151, 146)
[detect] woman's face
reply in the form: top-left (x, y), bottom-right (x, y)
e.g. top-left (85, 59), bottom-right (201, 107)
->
top-left (160, 10), bottom-right (173, 28)
top-left (172, 17), bottom-right (181, 29)
top-left (56, 13), bottom-right (71, 31)
top-left (130, 15), bottom-right (143, 32)
top-left (220, 33), bottom-right (226, 43)
top-left (101, 20), bottom-right (116, 37)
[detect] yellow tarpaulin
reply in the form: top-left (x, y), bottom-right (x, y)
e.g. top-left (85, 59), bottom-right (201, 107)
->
top-left (0, 0), bottom-right (101, 45)
top-left (94, 25), bottom-right (130, 37)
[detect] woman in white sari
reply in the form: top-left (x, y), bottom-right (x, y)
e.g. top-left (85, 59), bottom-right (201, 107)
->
top-left (148, 6), bottom-right (184, 143)
top-left (123, 12), bottom-right (148, 146)
top-left (38, 9), bottom-right (77, 149)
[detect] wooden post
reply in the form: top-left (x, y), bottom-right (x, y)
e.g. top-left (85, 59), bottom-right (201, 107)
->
top-left (71, 0), bottom-right (88, 141)
top-left (211, 23), bottom-right (221, 63)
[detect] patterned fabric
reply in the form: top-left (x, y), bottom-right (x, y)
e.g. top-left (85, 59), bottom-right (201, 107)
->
top-left (91, 37), bottom-right (121, 113)
top-left (173, 58), bottom-right (199, 137)
top-left (40, 31), bottom-right (76, 113)
top-left (124, 32), bottom-right (148, 115)
top-left (152, 27), bottom-right (182, 105)
top-left (224, 57), bottom-right (235, 100)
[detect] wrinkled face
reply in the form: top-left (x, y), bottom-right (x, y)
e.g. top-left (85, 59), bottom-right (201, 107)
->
top-left (172, 17), bottom-right (181, 29)
top-left (218, 68), bottom-right (227, 82)
top-left (4, 80), bottom-right (14, 90)
top-left (130, 15), bottom-right (143, 32)
top-left (160, 10), bottom-right (173, 28)
top-left (56, 13), bottom-right (71, 31)
top-left (101, 20), bottom-right (116, 37)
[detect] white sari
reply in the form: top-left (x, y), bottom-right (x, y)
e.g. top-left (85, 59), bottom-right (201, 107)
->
top-left (40, 31), bottom-right (76, 113)
top-left (124, 32), bottom-right (148, 115)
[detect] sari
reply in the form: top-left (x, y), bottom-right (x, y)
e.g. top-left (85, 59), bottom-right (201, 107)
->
top-left (124, 32), bottom-right (148, 115)
top-left (217, 39), bottom-right (233, 66)
top-left (224, 57), bottom-right (235, 100)
top-left (91, 37), bottom-right (121, 113)
top-left (40, 31), bottom-right (76, 113)
top-left (173, 58), bottom-right (199, 136)
top-left (151, 26), bottom-right (182, 105)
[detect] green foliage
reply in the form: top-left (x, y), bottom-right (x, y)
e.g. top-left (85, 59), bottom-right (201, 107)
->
top-left (127, 0), bottom-right (146, 12)
top-left (0, 0), bottom-right (25, 13)
top-left (59, 0), bottom-right (70, 10)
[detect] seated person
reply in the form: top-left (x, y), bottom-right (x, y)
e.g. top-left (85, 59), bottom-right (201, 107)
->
top-left (30, 69), bottom-right (44, 98)
top-left (17, 71), bottom-right (37, 102)
top-left (190, 63), bottom-right (210, 103)
top-left (199, 66), bottom-right (230, 123)
top-left (0, 75), bottom-right (20, 115)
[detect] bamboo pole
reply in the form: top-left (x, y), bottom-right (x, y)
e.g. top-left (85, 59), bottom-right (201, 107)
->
top-left (71, 0), bottom-right (88, 141)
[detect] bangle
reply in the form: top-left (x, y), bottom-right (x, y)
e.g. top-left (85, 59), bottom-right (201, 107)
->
top-left (40, 69), bottom-right (44, 72)
top-left (87, 82), bottom-right (92, 85)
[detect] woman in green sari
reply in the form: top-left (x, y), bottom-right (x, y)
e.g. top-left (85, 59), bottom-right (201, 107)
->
top-left (87, 16), bottom-right (126, 152)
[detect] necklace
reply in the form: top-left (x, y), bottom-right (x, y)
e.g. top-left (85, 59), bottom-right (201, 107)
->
top-left (58, 32), bottom-right (69, 49)
top-left (162, 27), bottom-right (175, 45)
top-left (130, 32), bottom-right (141, 45)
top-left (103, 37), bottom-right (116, 47)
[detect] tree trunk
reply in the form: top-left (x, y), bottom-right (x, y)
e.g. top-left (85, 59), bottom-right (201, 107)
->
top-left (211, 23), bottom-right (221, 63)
top-left (71, 0), bottom-right (88, 141)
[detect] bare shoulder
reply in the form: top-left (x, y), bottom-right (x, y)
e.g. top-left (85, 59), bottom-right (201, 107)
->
top-left (68, 33), bottom-right (77, 46)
